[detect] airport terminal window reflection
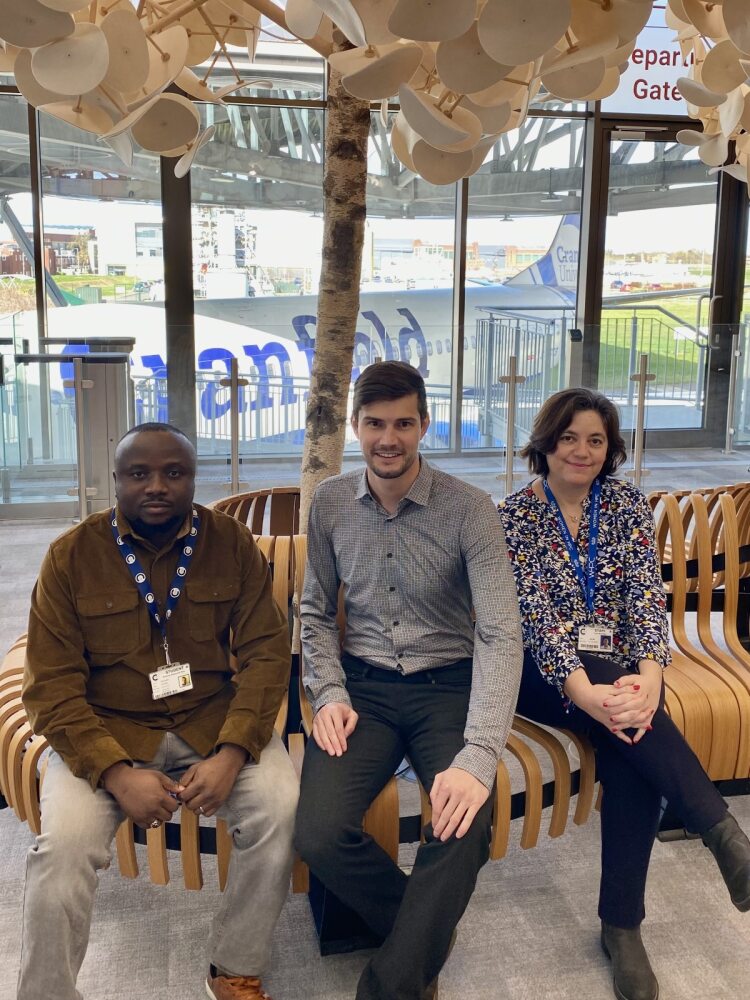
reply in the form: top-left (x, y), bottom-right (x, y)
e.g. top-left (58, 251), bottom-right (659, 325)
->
top-left (34, 109), bottom-right (166, 477)
top-left (463, 117), bottom-right (584, 450)
top-left (600, 137), bottom-right (718, 432)
top-left (0, 94), bottom-right (37, 493)
top-left (190, 104), bottom-right (324, 462)
top-left (360, 112), bottom-right (457, 452)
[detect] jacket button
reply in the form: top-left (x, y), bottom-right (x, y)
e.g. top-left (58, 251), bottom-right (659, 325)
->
top-left (105, 601), bottom-right (113, 609)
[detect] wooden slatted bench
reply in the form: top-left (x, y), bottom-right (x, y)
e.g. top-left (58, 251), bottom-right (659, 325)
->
top-left (6, 485), bottom-right (748, 915)
top-left (650, 490), bottom-right (750, 782)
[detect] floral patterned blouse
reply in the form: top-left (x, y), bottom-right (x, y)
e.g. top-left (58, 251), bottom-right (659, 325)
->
top-left (497, 477), bottom-right (670, 697)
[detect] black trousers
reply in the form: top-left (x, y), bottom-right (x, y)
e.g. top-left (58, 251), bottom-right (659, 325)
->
top-left (295, 655), bottom-right (494, 1000)
top-left (517, 650), bottom-right (727, 928)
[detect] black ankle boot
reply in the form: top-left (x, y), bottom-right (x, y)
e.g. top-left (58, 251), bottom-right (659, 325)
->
top-left (601, 923), bottom-right (659, 1000)
top-left (702, 811), bottom-right (750, 912)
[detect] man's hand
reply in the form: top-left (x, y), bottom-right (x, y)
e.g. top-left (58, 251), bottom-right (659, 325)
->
top-left (430, 767), bottom-right (490, 842)
top-left (101, 763), bottom-right (183, 829)
top-left (312, 702), bottom-right (359, 756)
top-left (179, 744), bottom-right (248, 817)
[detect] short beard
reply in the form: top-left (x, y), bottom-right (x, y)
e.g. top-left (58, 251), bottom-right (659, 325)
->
top-left (368, 453), bottom-right (415, 480)
top-left (131, 513), bottom-right (183, 539)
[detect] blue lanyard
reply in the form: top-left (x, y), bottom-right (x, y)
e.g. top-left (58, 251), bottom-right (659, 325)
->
top-left (542, 478), bottom-right (601, 614)
top-left (110, 507), bottom-right (200, 664)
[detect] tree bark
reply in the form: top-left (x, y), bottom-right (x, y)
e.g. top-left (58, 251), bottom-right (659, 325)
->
top-left (299, 41), bottom-right (370, 533)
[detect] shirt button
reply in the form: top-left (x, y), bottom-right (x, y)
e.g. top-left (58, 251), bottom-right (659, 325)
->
top-left (386, 552), bottom-right (393, 558)
top-left (393, 620), bottom-right (399, 626)
top-left (389, 586), bottom-right (396, 592)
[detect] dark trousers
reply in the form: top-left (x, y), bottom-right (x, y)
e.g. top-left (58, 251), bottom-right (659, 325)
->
top-left (294, 655), bottom-right (494, 1000)
top-left (517, 650), bottom-right (727, 928)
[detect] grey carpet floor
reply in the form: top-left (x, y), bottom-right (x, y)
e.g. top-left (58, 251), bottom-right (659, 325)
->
top-left (2, 494), bottom-right (750, 1000)
top-left (2, 798), bottom-right (750, 1000)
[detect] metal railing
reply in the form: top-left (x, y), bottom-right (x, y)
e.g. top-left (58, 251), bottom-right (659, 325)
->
top-left (599, 305), bottom-right (706, 404)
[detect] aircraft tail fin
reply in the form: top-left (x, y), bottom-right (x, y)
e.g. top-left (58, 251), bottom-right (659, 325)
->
top-left (504, 214), bottom-right (580, 290)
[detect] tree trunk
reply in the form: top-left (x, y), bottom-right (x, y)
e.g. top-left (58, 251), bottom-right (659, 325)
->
top-left (299, 41), bottom-right (370, 533)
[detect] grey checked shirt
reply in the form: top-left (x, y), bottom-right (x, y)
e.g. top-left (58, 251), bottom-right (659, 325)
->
top-left (301, 459), bottom-right (523, 789)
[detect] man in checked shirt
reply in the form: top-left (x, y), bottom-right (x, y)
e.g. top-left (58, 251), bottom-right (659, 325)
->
top-left (295, 361), bottom-right (523, 999)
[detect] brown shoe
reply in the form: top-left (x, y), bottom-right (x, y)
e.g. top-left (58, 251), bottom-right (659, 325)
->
top-left (206, 969), bottom-right (272, 999)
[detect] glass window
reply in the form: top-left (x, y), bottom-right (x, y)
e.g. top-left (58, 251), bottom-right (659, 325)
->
top-left (361, 112), bottom-right (457, 451)
top-left (0, 94), bottom-right (38, 499)
top-left (36, 105), bottom-right (167, 484)
top-left (464, 117), bottom-right (584, 450)
top-left (600, 137), bottom-right (718, 432)
top-left (190, 103), bottom-right (324, 469)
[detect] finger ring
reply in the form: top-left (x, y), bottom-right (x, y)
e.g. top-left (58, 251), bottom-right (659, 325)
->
top-left (198, 805), bottom-right (205, 815)
top-left (149, 819), bottom-right (161, 829)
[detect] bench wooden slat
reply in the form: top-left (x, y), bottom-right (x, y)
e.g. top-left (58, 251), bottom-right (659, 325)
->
top-left (504, 732), bottom-right (544, 850)
top-left (115, 819), bottom-right (140, 879)
top-left (180, 805), bottom-right (203, 890)
top-left (146, 824), bottom-right (170, 885)
top-left (512, 717), bottom-right (572, 839)
top-left (489, 759), bottom-right (513, 860)
top-left (20, 735), bottom-right (47, 835)
top-left (216, 819), bottom-right (233, 892)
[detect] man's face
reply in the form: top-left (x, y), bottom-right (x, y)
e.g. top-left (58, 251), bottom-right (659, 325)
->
top-left (352, 394), bottom-right (430, 482)
top-left (113, 430), bottom-right (196, 530)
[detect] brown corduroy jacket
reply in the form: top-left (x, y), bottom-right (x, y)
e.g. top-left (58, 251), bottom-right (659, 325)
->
top-left (23, 504), bottom-right (290, 790)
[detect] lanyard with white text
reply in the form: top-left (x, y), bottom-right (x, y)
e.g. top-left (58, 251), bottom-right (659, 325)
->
top-left (542, 478), bottom-right (601, 614)
top-left (110, 507), bottom-right (200, 666)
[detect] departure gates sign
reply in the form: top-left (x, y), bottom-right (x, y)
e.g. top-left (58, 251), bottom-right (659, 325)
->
top-left (602, 5), bottom-right (689, 116)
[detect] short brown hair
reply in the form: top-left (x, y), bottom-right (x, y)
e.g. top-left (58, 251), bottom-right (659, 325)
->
top-left (352, 361), bottom-right (428, 421)
top-left (521, 388), bottom-right (627, 477)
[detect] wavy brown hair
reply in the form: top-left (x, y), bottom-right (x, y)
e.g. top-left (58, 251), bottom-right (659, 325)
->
top-left (352, 361), bottom-right (428, 421)
top-left (520, 388), bottom-right (627, 477)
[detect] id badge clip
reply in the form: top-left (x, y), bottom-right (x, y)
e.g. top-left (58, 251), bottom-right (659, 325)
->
top-left (578, 625), bottom-right (613, 653)
top-left (150, 662), bottom-right (193, 700)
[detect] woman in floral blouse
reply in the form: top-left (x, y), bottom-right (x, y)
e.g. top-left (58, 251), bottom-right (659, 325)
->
top-left (498, 388), bottom-right (750, 1000)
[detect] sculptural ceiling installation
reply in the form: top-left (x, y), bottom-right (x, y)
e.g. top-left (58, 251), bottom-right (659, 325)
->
top-left (0, 1), bottom-right (748, 187)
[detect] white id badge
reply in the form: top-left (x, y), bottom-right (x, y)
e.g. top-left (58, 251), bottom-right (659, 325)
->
top-left (578, 625), bottom-right (614, 653)
top-left (149, 663), bottom-right (193, 700)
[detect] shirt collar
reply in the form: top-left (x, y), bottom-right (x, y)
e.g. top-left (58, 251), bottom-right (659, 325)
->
top-left (356, 457), bottom-right (433, 509)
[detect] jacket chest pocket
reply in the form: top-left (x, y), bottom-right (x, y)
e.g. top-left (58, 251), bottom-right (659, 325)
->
top-left (185, 579), bottom-right (240, 641)
top-left (77, 590), bottom-right (141, 655)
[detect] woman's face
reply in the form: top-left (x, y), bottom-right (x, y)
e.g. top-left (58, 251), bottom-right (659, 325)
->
top-left (545, 409), bottom-right (608, 491)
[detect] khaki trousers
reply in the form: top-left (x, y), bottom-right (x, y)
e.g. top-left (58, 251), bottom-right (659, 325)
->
top-left (17, 731), bottom-right (298, 1000)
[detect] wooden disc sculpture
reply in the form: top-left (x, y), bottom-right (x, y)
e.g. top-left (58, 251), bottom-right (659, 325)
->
top-left (3, 2), bottom-right (742, 186)
top-left (670, 0), bottom-right (750, 195)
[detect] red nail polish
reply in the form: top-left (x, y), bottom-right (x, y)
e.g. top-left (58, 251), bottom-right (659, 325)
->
top-left (633, 685), bottom-right (640, 691)
top-left (609, 717), bottom-right (616, 722)
top-left (647, 725), bottom-right (653, 731)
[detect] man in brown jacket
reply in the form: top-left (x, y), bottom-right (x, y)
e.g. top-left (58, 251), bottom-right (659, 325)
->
top-left (18, 423), bottom-right (298, 1000)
